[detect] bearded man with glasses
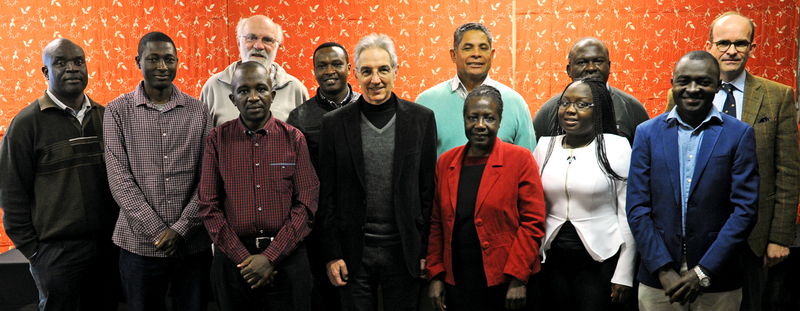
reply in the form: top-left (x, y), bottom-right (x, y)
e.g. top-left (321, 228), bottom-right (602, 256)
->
top-left (201, 15), bottom-right (309, 124)
top-left (665, 12), bottom-right (800, 311)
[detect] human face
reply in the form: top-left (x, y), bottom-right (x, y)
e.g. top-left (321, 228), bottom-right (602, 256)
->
top-left (314, 46), bottom-right (350, 98)
top-left (567, 41), bottom-right (611, 82)
top-left (229, 65), bottom-right (276, 130)
top-left (136, 41), bottom-right (178, 91)
top-left (558, 82), bottom-right (595, 141)
top-left (238, 19), bottom-right (280, 66)
top-left (671, 58), bottom-right (720, 120)
top-left (42, 41), bottom-right (88, 98)
top-left (450, 30), bottom-right (495, 82)
top-left (464, 96), bottom-right (501, 156)
top-left (356, 47), bottom-right (396, 105)
top-left (705, 15), bottom-right (755, 82)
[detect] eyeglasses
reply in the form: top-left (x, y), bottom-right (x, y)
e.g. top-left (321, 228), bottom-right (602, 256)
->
top-left (558, 101), bottom-right (595, 110)
top-left (240, 34), bottom-right (281, 47)
top-left (711, 40), bottom-right (751, 53)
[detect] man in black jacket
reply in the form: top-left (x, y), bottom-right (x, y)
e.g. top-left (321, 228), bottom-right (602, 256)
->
top-left (317, 33), bottom-right (437, 311)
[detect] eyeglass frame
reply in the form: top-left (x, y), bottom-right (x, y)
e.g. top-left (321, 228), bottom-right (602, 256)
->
top-left (239, 34), bottom-right (281, 48)
top-left (711, 40), bottom-right (751, 53)
top-left (557, 100), bottom-right (595, 110)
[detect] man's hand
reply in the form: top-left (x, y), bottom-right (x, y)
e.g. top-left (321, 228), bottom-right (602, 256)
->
top-left (419, 258), bottom-right (427, 279)
top-left (428, 277), bottom-right (446, 311)
top-left (657, 267), bottom-right (681, 293)
top-left (237, 254), bottom-right (276, 289)
top-left (154, 228), bottom-right (185, 257)
top-left (664, 266), bottom-right (705, 305)
top-left (764, 243), bottom-right (790, 267)
top-left (610, 284), bottom-right (632, 303)
top-left (326, 259), bottom-right (349, 286)
top-left (505, 277), bottom-right (527, 310)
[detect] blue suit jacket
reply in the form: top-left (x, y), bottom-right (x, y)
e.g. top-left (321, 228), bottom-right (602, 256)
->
top-left (626, 111), bottom-right (759, 292)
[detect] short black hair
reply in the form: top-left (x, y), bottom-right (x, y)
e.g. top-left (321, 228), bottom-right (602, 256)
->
top-left (138, 32), bottom-right (176, 57)
top-left (313, 42), bottom-right (349, 64)
top-left (676, 50), bottom-right (720, 79)
top-left (464, 85), bottom-right (504, 118)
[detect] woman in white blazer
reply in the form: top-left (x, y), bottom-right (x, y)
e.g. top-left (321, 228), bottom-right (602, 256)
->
top-left (533, 78), bottom-right (637, 311)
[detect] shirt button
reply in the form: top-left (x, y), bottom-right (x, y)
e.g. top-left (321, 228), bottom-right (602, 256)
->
top-left (165, 178), bottom-right (169, 181)
top-left (167, 200), bottom-right (171, 204)
top-left (256, 184), bottom-right (261, 188)
top-left (689, 154), bottom-right (693, 159)
top-left (687, 178), bottom-right (691, 183)
top-left (255, 163), bottom-right (260, 167)
top-left (258, 207), bottom-right (262, 211)
top-left (255, 143), bottom-right (259, 147)
top-left (162, 133), bottom-right (167, 136)
top-left (163, 156), bottom-right (168, 159)
top-left (260, 230), bottom-right (264, 234)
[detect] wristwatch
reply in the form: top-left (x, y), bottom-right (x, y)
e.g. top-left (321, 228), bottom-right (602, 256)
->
top-left (693, 266), bottom-right (710, 288)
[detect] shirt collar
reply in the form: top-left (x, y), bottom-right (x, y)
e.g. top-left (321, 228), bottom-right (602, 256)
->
top-left (45, 90), bottom-right (91, 113)
top-left (449, 74), bottom-right (495, 95)
top-left (666, 105), bottom-right (723, 130)
top-left (319, 84), bottom-right (354, 109)
top-left (725, 70), bottom-right (746, 91)
top-left (237, 114), bottom-right (275, 136)
top-left (133, 82), bottom-right (182, 109)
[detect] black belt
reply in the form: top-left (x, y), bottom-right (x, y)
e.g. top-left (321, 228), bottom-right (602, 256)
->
top-left (240, 236), bottom-right (275, 250)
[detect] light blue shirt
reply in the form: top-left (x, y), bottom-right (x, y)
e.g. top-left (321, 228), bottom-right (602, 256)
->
top-left (713, 70), bottom-right (746, 120)
top-left (666, 106), bottom-right (723, 236)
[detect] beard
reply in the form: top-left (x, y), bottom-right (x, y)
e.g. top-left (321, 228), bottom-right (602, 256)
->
top-left (242, 48), bottom-right (277, 68)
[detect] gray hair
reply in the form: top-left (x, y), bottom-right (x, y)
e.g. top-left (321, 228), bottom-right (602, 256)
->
top-left (236, 15), bottom-right (284, 43)
top-left (454, 23), bottom-right (492, 50)
top-left (354, 33), bottom-right (397, 69)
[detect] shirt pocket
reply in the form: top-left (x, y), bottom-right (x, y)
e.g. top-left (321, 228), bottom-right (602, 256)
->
top-left (269, 162), bottom-right (296, 194)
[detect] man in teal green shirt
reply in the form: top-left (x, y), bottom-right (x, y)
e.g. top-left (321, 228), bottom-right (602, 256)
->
top-left (416, 22), bottom-right (536, 157)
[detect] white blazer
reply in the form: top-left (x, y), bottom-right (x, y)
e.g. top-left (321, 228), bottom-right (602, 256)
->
top-left (533, 134), bottom-right (636, 287)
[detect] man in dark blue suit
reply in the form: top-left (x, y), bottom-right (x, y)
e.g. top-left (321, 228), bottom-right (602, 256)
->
top-left (627, 50), bottom-right (759, 310)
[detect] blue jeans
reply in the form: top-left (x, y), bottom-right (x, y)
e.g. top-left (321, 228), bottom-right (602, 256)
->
top-left (119, 247), bottom-right (212, 311)
top-left (28, 239), bottom-right (121, 311)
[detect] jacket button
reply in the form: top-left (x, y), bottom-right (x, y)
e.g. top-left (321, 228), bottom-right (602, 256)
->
top-left (475, 219), bottom-right (483, 227)
top-left (481, 242), bottom-right (490, 249)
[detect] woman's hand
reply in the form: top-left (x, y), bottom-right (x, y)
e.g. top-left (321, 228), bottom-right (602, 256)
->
top-left (505, 277), bottom-right (527, 310)
top-left (428, 278), bottom-right (446, 311)
top-left (610, 283), bottom-right (632, 303)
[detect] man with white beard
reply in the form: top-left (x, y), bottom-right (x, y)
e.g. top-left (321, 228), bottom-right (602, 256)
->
top-left (201, 15), bottom-right (309, 124)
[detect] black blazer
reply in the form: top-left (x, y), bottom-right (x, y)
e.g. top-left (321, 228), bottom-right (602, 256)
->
top-left (317, 94), bottom-right (437, 278)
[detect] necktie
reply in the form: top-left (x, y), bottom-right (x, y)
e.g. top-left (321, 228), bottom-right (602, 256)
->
top-left (722, 83), bottom-right (737, 118)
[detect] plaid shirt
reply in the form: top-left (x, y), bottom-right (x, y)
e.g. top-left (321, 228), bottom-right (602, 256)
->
top-left (104, 82), bottom-right (212, 257)
top-left (198, 117), bottom-right (319, 265)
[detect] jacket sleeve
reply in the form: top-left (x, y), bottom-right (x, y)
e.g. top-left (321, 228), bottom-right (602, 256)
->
top-left (768, 85), bottom-right (800, 246)
top-left (503, 150), bottom-right (547, 283)
top-left (626, 125), bottom-right (674, 275)
top-left (425, 157), bottom-right (446, 281)
top-left (317, 114), bottom-right (343, 263)
top-left (699, 126), bottom-right (760, 274)
top-left (418, 111), bottom-right (438, 259)
top-left (610, 140), bottom-right (637, 287)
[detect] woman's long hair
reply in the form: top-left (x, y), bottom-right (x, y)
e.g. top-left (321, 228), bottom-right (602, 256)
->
top-left (539, 78), bottom-right (626, 181)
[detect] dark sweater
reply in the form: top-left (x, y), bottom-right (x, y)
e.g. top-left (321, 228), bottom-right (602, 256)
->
top-left (0, 93), bottom-right (119, 258)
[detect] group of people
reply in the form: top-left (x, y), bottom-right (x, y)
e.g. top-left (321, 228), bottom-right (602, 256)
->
top-left (0, 10), bottom-right (798, 311)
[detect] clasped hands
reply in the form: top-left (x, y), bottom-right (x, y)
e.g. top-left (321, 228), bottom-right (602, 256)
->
top-left (657, 265), bottom-right (706, 306)
top-left (238, 254), bottom-right (277, 289)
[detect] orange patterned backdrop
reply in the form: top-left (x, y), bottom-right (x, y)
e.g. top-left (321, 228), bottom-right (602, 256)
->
top-left (0, 0), bottom-right (798, 252)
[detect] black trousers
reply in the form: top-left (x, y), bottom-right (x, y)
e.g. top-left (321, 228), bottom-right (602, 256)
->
top-left (339, 243), bottom-right (423, 311)
top-left (540, 243), bottom-right (621, 311)
top-left (210, 243), bottom-right (313, 311)
top-left (28, 238), bottom-right (121, 311)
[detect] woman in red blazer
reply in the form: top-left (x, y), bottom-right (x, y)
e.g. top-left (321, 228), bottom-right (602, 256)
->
top-left (426, 85), bottom-right (547, 311)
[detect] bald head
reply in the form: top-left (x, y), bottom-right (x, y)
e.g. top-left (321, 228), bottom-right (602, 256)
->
top-left (236, 15), bottom-right (282, 67)
top-left (230, 61), bottom-right (275, 130)
top-left (41, 38), bottom-right (88, 99)
top-left (566, 37), bottom-right (611, 82)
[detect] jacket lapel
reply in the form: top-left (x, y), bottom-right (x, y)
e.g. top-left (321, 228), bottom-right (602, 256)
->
top-left (661, 119), bottom-right (683, 207)
top-left (741, 72), bottom-right (763, 126)
top-left (688, 121), bottom-right (722, 196)
top-left (343, 105), bottom-right (368, 191)
top-left (474, 138), bottom-right (503, 215)
top-left (392, 100), bottom-right (411, 190)
top-left (447, 148), bottom-right (464, 212)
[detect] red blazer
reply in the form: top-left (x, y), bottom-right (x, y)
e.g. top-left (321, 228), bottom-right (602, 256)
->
top-left (426, 138), bottom-right (546, 286)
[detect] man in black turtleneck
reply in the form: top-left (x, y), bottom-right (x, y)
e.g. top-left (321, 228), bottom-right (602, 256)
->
top-left (316, 33), bottom-right (438, 311)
